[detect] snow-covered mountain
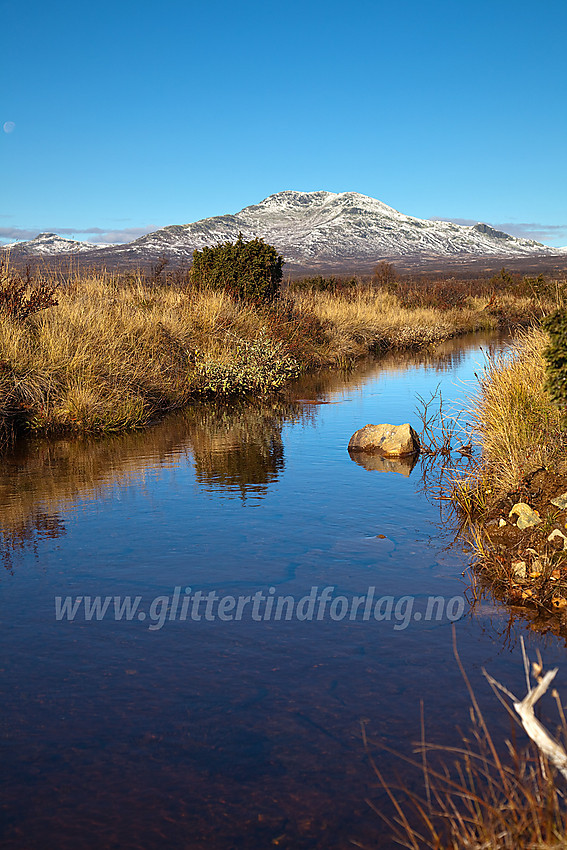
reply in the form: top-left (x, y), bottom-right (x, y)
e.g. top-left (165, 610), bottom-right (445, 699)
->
top-left (3, 232), bottom-right (105, 257)
top-left (2, 191), bottom-right (560, 268)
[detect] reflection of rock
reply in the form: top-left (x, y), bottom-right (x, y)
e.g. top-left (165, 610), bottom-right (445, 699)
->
top-left (348, 423), bottom-right (420, 457)
top-left (348, 449), bottom-right (418, 477)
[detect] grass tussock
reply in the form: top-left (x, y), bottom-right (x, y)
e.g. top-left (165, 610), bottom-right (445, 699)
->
top-left (469, 328), bottom-right (564, 496)
top-left (451, 328), bottom-right (567, 534)
top-left (0, 273), bottom-right (301, 435)
top-left (0, 263), bottom-right (556, 437)
top-left (450, 327), bottom-right (567, 629)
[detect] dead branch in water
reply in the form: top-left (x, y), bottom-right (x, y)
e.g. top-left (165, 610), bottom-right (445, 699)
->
top-left (485, 637), bottom-right (567, 782)
top-left (365, 631), bottom-right (567, 848)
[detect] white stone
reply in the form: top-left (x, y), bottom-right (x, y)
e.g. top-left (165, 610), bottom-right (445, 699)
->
top-left (509, 503), bottom-right (541, 530)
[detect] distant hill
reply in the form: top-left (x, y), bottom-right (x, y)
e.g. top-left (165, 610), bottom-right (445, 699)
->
top-left (4, 191), bottom-right (565, 274)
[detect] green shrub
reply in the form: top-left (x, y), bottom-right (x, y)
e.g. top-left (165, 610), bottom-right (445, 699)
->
top-left (191, 233), bottom-right (283, 302)
top-left (489, 267), bottom-right (517, 288)
top-left (543, 307), bottom-right (567, 417)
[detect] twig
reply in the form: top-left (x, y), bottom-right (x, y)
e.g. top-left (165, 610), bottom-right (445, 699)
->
top-left (513, 668), bottom-right (567, 781)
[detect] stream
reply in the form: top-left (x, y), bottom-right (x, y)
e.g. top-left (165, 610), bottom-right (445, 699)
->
top-left (1, 331), bottom-right (566, 849)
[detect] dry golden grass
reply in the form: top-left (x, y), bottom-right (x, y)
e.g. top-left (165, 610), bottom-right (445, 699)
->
top-left (0, 274), bottom-right (300, 434)
top-left (468, 327), bottom-right (563, 496)
top-left (0, 269), bottom-right (535, 437)
top-left (366, 636), bottom-right (567, 850)
top-left (291, 288), bottom-right (498, 362)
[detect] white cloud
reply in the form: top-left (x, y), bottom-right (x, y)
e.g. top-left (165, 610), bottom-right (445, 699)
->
top-left (430, 217), bottom-right (567, 246)
top-left (0, 225), bottom-right (159, 246)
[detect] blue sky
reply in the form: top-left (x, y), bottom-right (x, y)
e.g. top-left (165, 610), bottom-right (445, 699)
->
top-left (2, 0), bottom-right (566, 246)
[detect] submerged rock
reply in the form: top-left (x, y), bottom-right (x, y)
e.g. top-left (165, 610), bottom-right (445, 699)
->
top-left (348, 423), bottom-right (420, 458)
top-left (509, 503), bottom-right (541, 530)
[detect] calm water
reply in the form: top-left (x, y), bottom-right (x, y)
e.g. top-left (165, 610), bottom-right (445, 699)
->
top-left (1, 333), bottom-right (566, 849)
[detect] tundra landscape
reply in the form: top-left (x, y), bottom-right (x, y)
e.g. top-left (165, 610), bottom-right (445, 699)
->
top-left (3, 1), bottom-right (567, 848)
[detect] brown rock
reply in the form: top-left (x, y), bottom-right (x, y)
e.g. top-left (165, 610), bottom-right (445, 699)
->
top-left (348, 423), bottom-right (420, 458)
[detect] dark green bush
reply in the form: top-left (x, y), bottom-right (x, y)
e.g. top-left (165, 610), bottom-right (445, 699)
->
top-left (543, 308), bottom-right (567, 417)
top-left (489, 267), bottom-right (517, 288)
top-left (191, 234), bottom-right (283, 302)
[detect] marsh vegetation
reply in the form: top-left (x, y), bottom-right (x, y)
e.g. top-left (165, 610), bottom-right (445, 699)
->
top-left (0, 257), bottom-right (557, 441)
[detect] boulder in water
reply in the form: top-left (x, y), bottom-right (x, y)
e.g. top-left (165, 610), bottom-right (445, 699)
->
top-left (348, 423), bottom-right (420, 458)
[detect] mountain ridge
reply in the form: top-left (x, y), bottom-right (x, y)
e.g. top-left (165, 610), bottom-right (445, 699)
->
top-left (3, 191), bottom-right (564, 271)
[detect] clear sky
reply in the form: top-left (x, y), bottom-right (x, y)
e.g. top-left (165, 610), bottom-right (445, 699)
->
top-left (2, 0), bottom-right (566, 246)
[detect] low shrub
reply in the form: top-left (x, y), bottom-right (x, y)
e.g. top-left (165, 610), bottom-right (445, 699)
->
top-left (191, 234), bottom-right (283, 302)
top-left (194, 334), bottom-right (300, 396)
top-left (0, 262), bottom-right (58, 321)
top-left (290, 275), bottom-right (357, 293)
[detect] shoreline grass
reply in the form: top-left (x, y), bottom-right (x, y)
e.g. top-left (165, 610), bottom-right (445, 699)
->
top-left (452, 327), bottom-right (567, 631)
top-left (367, 635), bottom-right (567, 849)
top-left (0, 264), bottom-right (558, 440)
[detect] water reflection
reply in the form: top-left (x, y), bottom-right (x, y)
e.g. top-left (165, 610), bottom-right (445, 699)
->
top-left (0, 330), bottom-right (509, 569)
top-left (348, 450), bottom-right (418, 476)
top-left (6, 329), bottom-right (556, 850)
top-left (0, 513), bottom-right (67, 572)
top-left (283, 329), bottom-right (510, 400)
top-left (182, 400), bottom-right (307, 498)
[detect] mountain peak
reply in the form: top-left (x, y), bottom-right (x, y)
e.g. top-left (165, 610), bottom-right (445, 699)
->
top-left (2, 191), bottom-right (559, 268)
top-left (250, 190), bottom-right (397, 216)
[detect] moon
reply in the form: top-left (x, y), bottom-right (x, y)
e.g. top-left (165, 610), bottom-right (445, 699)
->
top-left (3, 121), bottom-right (15, 134)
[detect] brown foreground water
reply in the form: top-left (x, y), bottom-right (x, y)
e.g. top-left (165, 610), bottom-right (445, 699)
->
top-left (1, 331), bottom-right (566, 849)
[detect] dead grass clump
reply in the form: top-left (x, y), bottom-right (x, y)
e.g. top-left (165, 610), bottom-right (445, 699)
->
top-left (469, 328), bottom-right (563, 497)
top-left (0, 275), bottom-right (301, 434)
top-left (447, 328), bottom-right (567, 628)
top-left (290, 287), bottom-right (497, 364)
top-left (0, 267), bottom-right (547, 438)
